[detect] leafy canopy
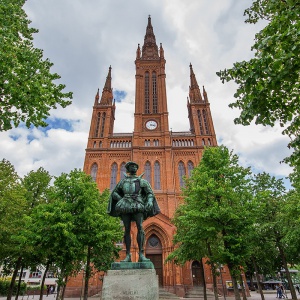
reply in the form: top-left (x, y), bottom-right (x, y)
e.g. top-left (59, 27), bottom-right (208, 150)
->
top-left (0, 0), bottom-right (72, 131)
top-left (0, 159), bottom-right (27, 263)
top-left (216, 0), bottom-right (300, 173)
top-left (169, 146), bottom-right (253, 271)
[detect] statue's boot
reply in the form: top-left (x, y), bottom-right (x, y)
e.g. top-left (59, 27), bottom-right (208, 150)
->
top-left (121, 253), bottom-right (132, 262)
top-left (138, 253), bottom-right (150, 262)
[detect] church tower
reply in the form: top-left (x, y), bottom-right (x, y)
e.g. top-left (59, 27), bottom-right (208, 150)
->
top-left (82, 16), bottom-right (218, 297)
top-left (133, 16), bottom-right (169, 138)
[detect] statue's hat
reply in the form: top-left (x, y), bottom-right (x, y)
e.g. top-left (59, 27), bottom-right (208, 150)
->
top-left (125, 161), bottom-right (139, 171)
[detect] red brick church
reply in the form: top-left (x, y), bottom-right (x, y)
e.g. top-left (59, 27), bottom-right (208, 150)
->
top-left (67, 16), bottom-right (237, 298)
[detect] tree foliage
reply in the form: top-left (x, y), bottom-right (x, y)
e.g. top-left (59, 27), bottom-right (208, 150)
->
top-left (250, 172), bottom-right (298, 299)
top-left (0, 0), bottom-right (72, 131)
top-left (0, 159), bottom-right (27, 261)
top-left (168, 146), bottom-right (253, 300)
top-left (216, 0), bottom-right (300, 175)
top-left (34, 169), bottom-right (122, 300)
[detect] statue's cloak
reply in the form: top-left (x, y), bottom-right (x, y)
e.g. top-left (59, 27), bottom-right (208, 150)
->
top-left (107, 176), bottom-right (160, 220)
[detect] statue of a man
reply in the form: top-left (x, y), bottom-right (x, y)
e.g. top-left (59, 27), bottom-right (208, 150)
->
top-left (107, 161), bottom-right (160, 262)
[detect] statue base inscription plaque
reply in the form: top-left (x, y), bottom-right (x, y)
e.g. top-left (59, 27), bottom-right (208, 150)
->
top-left (101, 267), bottom-right (158, 300)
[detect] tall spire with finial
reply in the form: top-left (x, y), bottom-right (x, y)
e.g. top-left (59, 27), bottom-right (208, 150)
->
top-left (99, 66), bottom-right (113, 105)
top-left (94, 88), bottom-right (100, 105)
top-left (189, 63), bottom-right (203, 103)
top-left (136, 44), bottom-right (141, 59)
top-left (141, 15), bottom-right (159, 59)
top-left (203, 86), bottom-right (208, 103)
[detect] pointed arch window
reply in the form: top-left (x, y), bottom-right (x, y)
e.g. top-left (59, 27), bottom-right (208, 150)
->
top-left (197, 110), bottom-right (204, 135)
top-left (178, 161), bottom-right (186, 187)
top-left (110, 163), bottom-right (118, 190)
top-left (187, 161), bottom-right (194, 177)
top-left (154, 161), bottom-right (161, 190)
top-left (144, 161), bottom-right (151, 184)
top-left (94, 112), bottom-right (101, 137)
top-left (145, 72), bottom-right (150, 114)
top-left (203, 109), bottom-right (210, 134)
top-left (91, 163), bottom-right (98, 182)
top-left (120, 162), bottom-right (126, 180)
top-left (152, 72), bottom-right (158, 113)
top-left (100, 112), bottom-right (106, 137)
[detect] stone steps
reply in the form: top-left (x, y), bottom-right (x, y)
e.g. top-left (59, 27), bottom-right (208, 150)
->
top-left (159, 288), bottom-right (181, 299)
top-left (185, 286), bottom-right (215, 298)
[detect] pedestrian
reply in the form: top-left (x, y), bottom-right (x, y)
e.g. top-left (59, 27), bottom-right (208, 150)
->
top-left (277, 285), bottom-right (282, 299)
top-left (296, 285), bottom-right (300, 295)
top-left (280, 285), bottom-right (287, 299)
top-left (46, 285), bottom-right (51, 297)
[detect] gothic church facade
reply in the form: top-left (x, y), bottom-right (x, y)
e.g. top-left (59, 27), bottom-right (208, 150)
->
top-left (83, 16), bottom-right (218, 296)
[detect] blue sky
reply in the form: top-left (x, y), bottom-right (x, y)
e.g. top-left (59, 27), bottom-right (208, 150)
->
top-left (0, 0), bottom-right (293, 187)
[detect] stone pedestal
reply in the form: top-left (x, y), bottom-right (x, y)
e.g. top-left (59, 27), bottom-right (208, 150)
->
top-left (102, 264), bottom-right (158, 300)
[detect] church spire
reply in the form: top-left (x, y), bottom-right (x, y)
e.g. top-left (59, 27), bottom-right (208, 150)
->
top-left (141, 15), bottom-right (159, 59)
top-left (94, 88), bottom-right (100, 105)
top-left (189, 63), bottom-right (203, 103)
top-left (99, 66), bottom-right (113, 106)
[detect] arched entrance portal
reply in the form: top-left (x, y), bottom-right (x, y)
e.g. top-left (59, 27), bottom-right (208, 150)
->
top-left (192, 261), bottom-right (204, 286)
top-left (146, 234), bottom-right (163, 286)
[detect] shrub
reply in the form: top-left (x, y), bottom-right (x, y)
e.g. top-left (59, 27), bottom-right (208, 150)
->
top-left (0, 280), bottom-right (26, 296)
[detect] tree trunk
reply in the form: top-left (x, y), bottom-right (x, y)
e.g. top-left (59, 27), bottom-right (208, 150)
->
top-left (207, 243), bottom-right (218, 300)
top-left (239, 273), bottom-right (247, 300)
top-left (212, 263), bottom-right (220, 300)
top-left (252, 257), bottom-right (265, 300)
top-left (83, 247), bottom-right (91, 300)
top-left (6, 256), bottom-right (22, 300)
top-left (199, 258), bottom-right (208, 300)
top-left (15, 264), bottom-right (24, 300)
top-left (228, 263), bottom-right (241, 300)
top-left (278, 242), bottom-right (297, 300)
top-left (248, 273), bottom-right (255, 291)
top-left (56, 285), bottom-right (60, 300)
top-left (40, 261), bottom-right (50, 300)
top-left (61, 275), bottom-right (68, 300)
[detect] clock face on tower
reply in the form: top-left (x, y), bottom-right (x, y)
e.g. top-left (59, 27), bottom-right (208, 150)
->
top-left (146, 120), bottom-right (158, 130)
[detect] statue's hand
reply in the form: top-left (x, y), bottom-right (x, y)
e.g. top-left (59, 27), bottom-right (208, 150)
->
top-left (144, 199), bottom-right (153, 211)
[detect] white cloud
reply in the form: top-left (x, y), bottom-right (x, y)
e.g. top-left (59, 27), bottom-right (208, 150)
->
top-left (0, 0), bottom-right (292, 185)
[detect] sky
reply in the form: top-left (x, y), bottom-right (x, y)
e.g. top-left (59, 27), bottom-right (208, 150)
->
top-left (0, 0), bottom-right (292, 187)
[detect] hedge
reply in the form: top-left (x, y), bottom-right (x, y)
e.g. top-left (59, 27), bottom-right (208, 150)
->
top-left (0, 280), bottom-right (27, 296)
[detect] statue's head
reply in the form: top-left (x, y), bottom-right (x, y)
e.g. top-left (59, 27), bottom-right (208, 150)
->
top-left (125, 161), bottom-right (139, 172)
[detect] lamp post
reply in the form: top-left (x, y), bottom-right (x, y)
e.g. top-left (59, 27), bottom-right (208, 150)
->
top-left (79, 267), bottom-right (85, 300)
top-left (218, 265), bottom-right (226, 300)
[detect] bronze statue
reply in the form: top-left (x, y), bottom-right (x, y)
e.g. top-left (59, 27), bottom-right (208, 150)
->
top-left (107, 161), bottom-right (160, 262)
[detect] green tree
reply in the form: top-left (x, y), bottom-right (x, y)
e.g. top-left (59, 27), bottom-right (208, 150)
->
top-left (245, 173), bottom-right (285, 300)
top-left (167, 203), bottom-right (216, 300)
top-left (2, 167), bottom-right (53, 300)
top-left (0, 159), bottom-right (27, 300)
top-left (22, 167), bottom-right (52, 208)
top-left (250, 173), bottom-right (298, 300)
top-left (168, 146), bottom-right (253, 300)
top-left (0, 0), bottom-right (72, 131)
top-left (20, 168), bottom-right (52, 300)
top-left (216, 1), bottom-right (300, 175)
top-left (25, 197), bottom-right (82, 300)
top-left (43, 170), bottom-right (122, 300)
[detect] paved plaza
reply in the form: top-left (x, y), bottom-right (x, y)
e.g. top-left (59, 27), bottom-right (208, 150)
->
top-left (0, 290), bottom-right (294, 300)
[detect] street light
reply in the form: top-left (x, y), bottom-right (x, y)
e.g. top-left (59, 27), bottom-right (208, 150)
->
top-left (218, 264), bottom-right (226, 300)
top-left (79, 266), bottom-right (85, 300)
